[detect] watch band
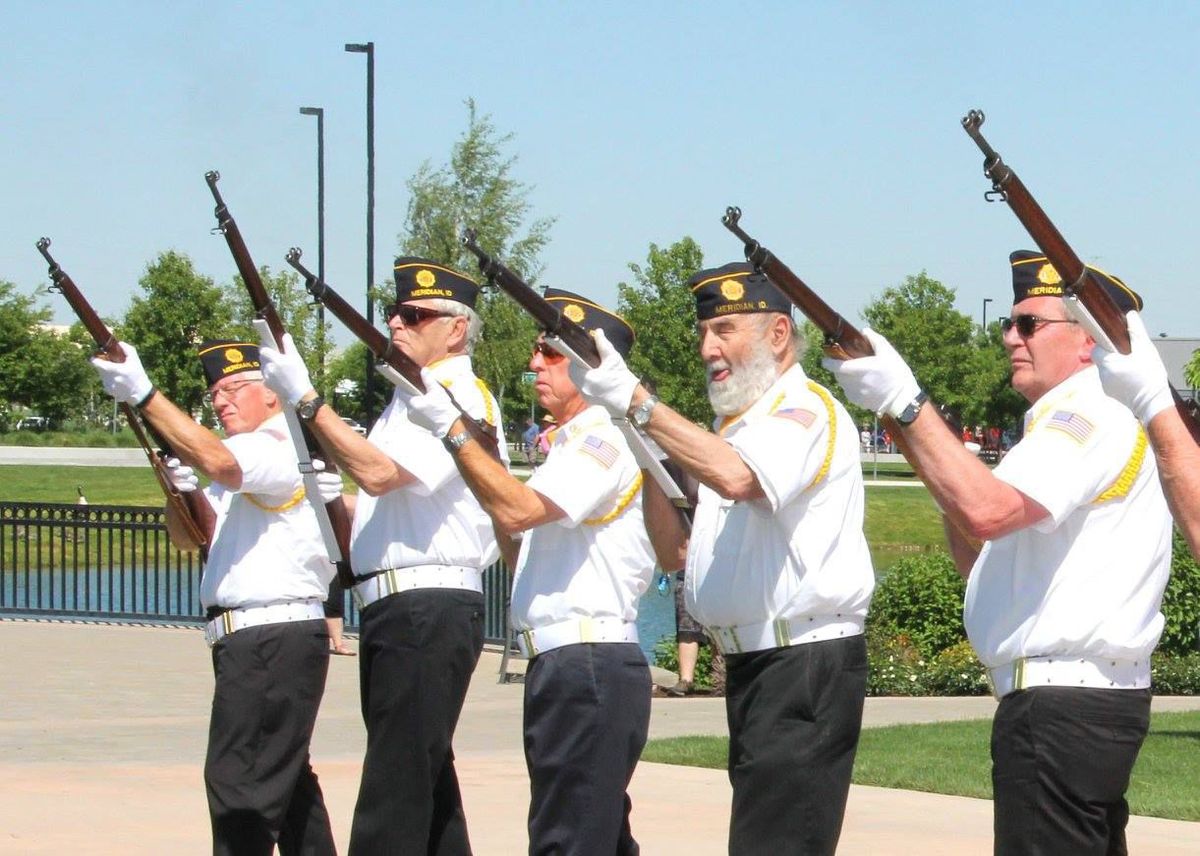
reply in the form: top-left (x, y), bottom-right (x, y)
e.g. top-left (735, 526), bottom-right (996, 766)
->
top-left (443, 430), bottom-right (472, 452)
top-left (895, 390), bottom-right (928, 426)
top-left (296, 395), bottom-right (325, 423)
top-left (629, 394), bottom-right (660, 429)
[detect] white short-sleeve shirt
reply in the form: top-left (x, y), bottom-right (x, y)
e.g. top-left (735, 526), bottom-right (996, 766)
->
top-left (964, 366), bottom-right (1172, 668)
top-left (509, 405), bottom-right (655, 631)
top-left (350, 354), bottom-right (508, 573)
top-left (201, 412), bottom-right (336, 609)
top-left (685, 364), bottom-right (875, 629)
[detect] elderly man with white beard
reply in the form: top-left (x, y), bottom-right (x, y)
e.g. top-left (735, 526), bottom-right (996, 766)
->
top-left (571, 262), bottom-right (875, 856)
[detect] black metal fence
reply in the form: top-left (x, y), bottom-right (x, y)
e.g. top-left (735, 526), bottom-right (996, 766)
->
top-left (0, 501), bottom-right (510, 642)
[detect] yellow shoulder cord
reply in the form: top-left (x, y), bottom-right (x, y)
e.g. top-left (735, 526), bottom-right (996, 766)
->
top-left (474, 377), bottom-right (497, 426)
top-left (761, 383), bottom-right (837, 490)
top-left (1091, 425), bottom-right (1148, 504)
top-left (584, 471), bottom-right (644, 526)
top-left (242, 485), bottom-right (307, 513)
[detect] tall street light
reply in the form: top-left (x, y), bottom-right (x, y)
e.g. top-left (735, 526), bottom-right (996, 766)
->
top-left (345, 41), bottom-right (376, 423)
top-left (982, 297), bottom-right (994, 332)
top-left (299, 106), bottom-right (326, 396)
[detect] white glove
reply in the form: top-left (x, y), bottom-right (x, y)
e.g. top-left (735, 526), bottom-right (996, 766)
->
top-left (164, 457), bottom-right (198, 493)
top-left (401, 367), bottom-right (462, 437)
top-left (259, 333), bottom-right (314, 406)
top-left (1093, 310), bottom-right (1175, 425)
top-left (823, 328), bottom-right (922, 418)
top-left (567, 328), bottom-right (640, 416)
top-left (90, 342), bottom-right (154, 405)
top-left (311, 459), bottom-right (344, 504)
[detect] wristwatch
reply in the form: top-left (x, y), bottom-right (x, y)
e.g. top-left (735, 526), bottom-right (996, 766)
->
top-left (895, 390), bottom-right (928, 426)
top-left (296, 395), bottom-right (325, 423)
top-left (443, 430), bottom-right (472, 452)
top-left (628, 394), bottom-right (660, 430)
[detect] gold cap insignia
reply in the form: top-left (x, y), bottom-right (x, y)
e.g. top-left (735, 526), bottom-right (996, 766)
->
top-left (1037, 263), bottom-right (1062, 286)
top-left (225, 348), bottom-right (243, 363)
top-left (416, 269), bottom-right (436, 288)
top-left (563, 303), bottom-right (585, 323)
top-left (720, 279), bottom-right (745, 301)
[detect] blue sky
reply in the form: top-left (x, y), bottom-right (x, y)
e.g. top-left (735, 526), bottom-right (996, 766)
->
top-left (4, 2), bottom-right (1199, 346)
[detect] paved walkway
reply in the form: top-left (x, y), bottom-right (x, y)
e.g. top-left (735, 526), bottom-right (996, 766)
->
top-left (1, 620), bottom-right (1198, 854)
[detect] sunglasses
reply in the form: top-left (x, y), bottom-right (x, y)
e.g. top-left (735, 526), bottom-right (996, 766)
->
top-left (531, 340), bottom-right (566, 363)
top-left (999, 315), bottom-right (1079, 337)
top-left (203, 379), bottom-right (259, 408)
top-left (384, 303), bottom-right (451, 327)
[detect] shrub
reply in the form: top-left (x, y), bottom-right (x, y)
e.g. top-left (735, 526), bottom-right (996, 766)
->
top-left (868, 552), bottom-right (966, 658)
top-left (866, 632), bottom-right (928, 696)
top-left (923, 640), bottom-right (990, 696)
top-left (1159, 530), bottom-right (1200, 656)
top-left (652, 637), bottom-right (721, 692)
top-left (1151, 653), bottom-right (1200, 695)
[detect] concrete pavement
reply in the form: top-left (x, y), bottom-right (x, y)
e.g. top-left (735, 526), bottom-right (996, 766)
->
top-left (1, 619), bottom-right (1198, 854)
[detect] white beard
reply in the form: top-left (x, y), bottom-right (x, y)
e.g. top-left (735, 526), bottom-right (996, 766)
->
top-left (707, 339), bottom-right (779, 416)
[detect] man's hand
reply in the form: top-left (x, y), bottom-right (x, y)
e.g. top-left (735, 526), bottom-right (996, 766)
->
top-left (90, 342), bottom-right (154, 405)
top-left (1093, 310), bottom-right (1175, 425)
top-left (568, 329), bottom-right (639, 416)
top-left (260, 333), bottom-right (314, 406)
top-left (823, 328), bottom-right (921, 418)
top-left (164, 457), bottom-right (198, 493)
top-left (311, 459), bottom-right (344, 504)
top-left (401, 368), bottom-right (461, 437)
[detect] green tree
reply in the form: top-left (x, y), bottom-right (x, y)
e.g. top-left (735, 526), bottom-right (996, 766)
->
top-left (120, 251), bottom-right (231, 413)
top-left (617, 238), bottom-right (710, 424)
top-left (1184, 348), bottom-right (1200, 391)
top-left (222, 266), bottom-right (332, 395)
top-left (397, 98), bottom-right (551, 428)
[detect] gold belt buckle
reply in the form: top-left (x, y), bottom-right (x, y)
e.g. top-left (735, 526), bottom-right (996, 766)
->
top-left (521, 629), bottom-right (537, 657)
top-left (222, 611), bottom-right (235, 637)
top-left (1012, 657), bottom-right (1028, 692)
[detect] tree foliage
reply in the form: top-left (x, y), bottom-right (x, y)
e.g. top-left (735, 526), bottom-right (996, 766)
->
top-left (618, 238), bottom-right (710, 424)
top-left (119, 251), bottom-right (231, 413)
top-left (1185, 348), bottom-right (1200, 391)
top-left (396, 98), bottom-right (550, 429)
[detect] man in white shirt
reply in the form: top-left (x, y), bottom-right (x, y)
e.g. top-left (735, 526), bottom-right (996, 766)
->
top-left (91, 339), bottom-right (337, 856)
top-left (260, 258), bottom-right (506, 855)
top-left (571, 263), bottom-right (875, 855)
top-left (402, 289), bottom-right (658, 855)
top-left (828, 251), bottom-right (1172, 854)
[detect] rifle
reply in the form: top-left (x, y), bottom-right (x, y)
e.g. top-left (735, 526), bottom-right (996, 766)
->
top-left (205, 170), bottom-right (355, 587)
top-left (35, 237), bottom-right (214, 552)
top-left (284, 247), bottom-right (502, 459)
top-left (961, 109), bottom-right (1200, 436)
top-left (459, 229), bottom-right (692, 516)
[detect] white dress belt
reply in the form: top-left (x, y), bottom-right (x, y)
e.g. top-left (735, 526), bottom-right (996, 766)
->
top-left (706, 614), bottom-right (864, 655)
top-left (204, 598), bottom-right (325, 648)
top-left (353, 564), bottom-right (483, 610)
top-left (988, 655), bottom-right (1150, 700)
top-left (515, 617), bottom-right (639, 658)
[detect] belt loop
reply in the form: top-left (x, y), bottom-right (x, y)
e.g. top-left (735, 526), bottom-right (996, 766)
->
top-left (522, 629), bottom-right (537, 657)
top-left (384, 571), bottom-right (398, 596)
top-left (1013, 657), bottom-right (1027, 692)
top-left (773, 618), bottom-right (790, 648)
top-left (579, 616), bottom-right (595, 643)
top-left (222, 611), bottom-right (234, 636)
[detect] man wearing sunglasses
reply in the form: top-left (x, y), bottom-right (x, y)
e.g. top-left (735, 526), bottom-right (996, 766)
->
top-left (91, 339), bottom-right (338, 855)
top-left (565, 263), bottom-right (875, 855)
top-left (401, 289), bottom-right (661, 856)
top-left (828, 250), bottom-right (1171, 854)
top-left (1092, 310), bottom-right (1200, 561)
top-left (259, 257), bottom-right (506, 854)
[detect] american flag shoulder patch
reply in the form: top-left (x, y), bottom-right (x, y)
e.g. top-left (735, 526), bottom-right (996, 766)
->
top-left (579, 434), bottom-right (619, 469)
top-left (1045, 410), bottom-right (1094, 444)
top-left (773, 407), bottom-right (817, 428)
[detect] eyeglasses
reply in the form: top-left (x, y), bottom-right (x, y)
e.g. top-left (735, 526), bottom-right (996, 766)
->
top-left (531, 340), bottom-right (566, 363)
top-left (999, 315), bottom-right (1079, 337)
top-left (203, 379), bottom-right (259, 407)
top-left (384, 303), bottom-right (451, 327)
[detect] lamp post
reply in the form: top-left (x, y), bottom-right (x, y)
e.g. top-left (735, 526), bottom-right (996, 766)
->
top-left (982, 297), bottom-right (993, 332)
top-left (345, 41), bottom-right (376, 423)
top-left (299, 106), bottom-right (326, 396)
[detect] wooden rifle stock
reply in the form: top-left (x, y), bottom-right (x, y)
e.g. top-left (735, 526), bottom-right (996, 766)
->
top-left (961, 109), bottom-right (1200, 437)
top-left (205, 172), bottom-right (356, 587)
top-left (284, 248), bottom-right (502, 459)
top-left (35, 238), bottom-right (214, 551)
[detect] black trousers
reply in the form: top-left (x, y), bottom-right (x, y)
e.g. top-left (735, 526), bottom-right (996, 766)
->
top-left (992, 686), bottom-right (1151, 856)
top-left (523, 642), bottom-right (651, 856)
top-left (205, 618), bottom-right (335, 856)
top-left (724, 636), bottom-right (868, 856)
top-left (349, 588), bottom-right (485, 856)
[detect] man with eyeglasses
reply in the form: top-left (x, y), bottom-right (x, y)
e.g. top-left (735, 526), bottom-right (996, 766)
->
top-left (400, 288), bottom-right (662, 855)
top-left (827, 250), bottom-right (1171, 854)
top-left (258, 256), bottom-right (505, 855)
top-left (91, 339), bottom-right (338, 856)
top-left (1091, 310), bottom-right (1200, 561)
top-left (566, 264), bottom-right (875, 855)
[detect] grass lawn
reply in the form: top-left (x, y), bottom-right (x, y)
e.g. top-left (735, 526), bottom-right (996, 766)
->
top-left (642, 710), bottom-right (1200, 822)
